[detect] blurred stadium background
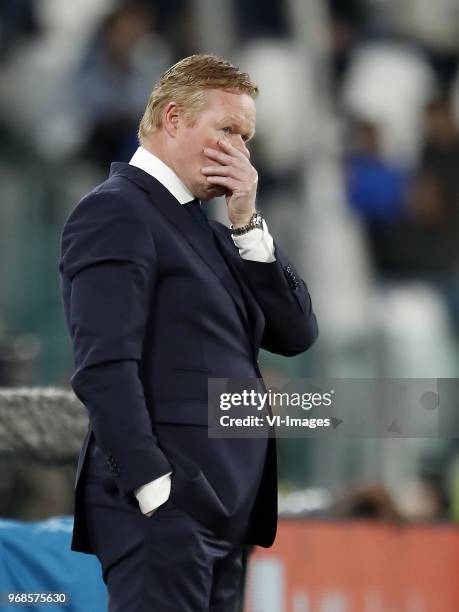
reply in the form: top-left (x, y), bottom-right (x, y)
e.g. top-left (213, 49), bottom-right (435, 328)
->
top-left (1, 0), bottom-right (459, 610)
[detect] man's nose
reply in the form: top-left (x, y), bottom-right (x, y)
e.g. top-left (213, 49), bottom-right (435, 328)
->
top-left (232, 134), bottom-right (250, 159)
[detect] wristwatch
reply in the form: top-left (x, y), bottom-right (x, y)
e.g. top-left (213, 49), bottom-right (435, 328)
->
top-left (230, 211), bottom-right (263, 236)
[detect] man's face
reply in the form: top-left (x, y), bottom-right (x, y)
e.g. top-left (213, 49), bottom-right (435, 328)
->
top-left (171, 89), bottom-right (256, 201)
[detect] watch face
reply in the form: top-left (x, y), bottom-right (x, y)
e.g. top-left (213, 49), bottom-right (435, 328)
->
top-left (253, 213), bottom-right (262, 227)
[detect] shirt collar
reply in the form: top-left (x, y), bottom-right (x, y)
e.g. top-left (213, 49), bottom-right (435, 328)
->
top-left (129, 146), bottom-right (194, 205)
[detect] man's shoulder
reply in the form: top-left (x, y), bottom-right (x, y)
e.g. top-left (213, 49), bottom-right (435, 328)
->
top-left (65, 173), bottom-right (143, 226)
top-left (59, 176), bottom-right (155, 269)
top-left (82, 171), bottom-right (139, 205)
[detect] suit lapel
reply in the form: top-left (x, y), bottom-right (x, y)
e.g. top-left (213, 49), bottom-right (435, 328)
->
top-left (211, 223), bottom-right (265, 356)
top-left (110, 163), bottom-right (255, 340)
top-left (152, 188), bottom-right (252, 326)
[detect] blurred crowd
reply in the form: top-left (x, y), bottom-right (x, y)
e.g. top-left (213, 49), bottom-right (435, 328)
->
top-left (1, 0), bottom-right (459, 523)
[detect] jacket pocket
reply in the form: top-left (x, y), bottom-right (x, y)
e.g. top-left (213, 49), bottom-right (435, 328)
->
top-left (152, 400), bottom-right (210, 426)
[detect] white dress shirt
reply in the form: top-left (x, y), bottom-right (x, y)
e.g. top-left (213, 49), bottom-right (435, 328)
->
top-left (129, 146), bottom-right (275, 516)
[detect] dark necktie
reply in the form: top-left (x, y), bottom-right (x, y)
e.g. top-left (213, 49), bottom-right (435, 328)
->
top-left (184, 199), bottom-right (211, 231)
top-left (184, 199), bottom-right (251, 335)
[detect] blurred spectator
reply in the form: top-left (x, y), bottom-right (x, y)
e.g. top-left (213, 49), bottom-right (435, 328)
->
top-left (403, 93), bottom-right (459, 330)
top-left (405, 95), bottom-right (459, 272)
top-left (416, 93), bottom-right (459, 229)
top-left (344, 99), bottom-right (459, 332)
top-left (142, 0), bottom-right (191, 58)
top-left (344, 118), bottom-right (412, 275)
top-left (326, 0), bottom-right (365, 89)
top-left (345, 119), bottom-right (410, 222)
top-left (332, 483), bottom-right (404, 522)
top-left (73, 1), bottom-right (171, 168)
top-left (233, 0), bottom-right (288, 41)
top-left (0, 0), bottom-right (40, 62)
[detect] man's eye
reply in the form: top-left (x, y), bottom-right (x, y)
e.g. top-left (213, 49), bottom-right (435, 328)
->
top-left (222, 127), bottom-right (232, 135)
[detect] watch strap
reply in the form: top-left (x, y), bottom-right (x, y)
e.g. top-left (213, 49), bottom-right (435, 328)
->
top-left (230, 211), bottom-right (263, 236)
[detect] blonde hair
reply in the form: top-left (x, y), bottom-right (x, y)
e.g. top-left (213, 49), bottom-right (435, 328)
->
top-left (138, 54), bottom-right (258, 144)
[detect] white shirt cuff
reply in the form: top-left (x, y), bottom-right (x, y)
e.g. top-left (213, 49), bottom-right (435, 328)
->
top-left (231, 219), bottom-right (276, 262)
top-left (133, 471), bottom-right (172, 516)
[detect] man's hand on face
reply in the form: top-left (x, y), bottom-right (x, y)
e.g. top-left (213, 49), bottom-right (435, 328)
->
top-left (202, 139), bottom-right (258, 228)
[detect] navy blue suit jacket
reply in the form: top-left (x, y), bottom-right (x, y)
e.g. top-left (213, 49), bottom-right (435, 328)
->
top-left (59, 162), bottom-right (318, 552)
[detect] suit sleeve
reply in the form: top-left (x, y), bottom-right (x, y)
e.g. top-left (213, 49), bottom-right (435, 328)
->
top-left (59, 190), bottom-right (172, 496)
top-left (241, 241), bottom-right (319, 356)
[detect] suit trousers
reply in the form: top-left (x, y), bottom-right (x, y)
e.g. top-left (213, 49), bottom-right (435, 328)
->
top-left (81, 444), bottom-right (246, 612)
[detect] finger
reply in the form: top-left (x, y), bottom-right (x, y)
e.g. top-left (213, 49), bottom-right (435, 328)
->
top-left (206, 175), bottom-right (238, 191)
top-left (218, 138), bottom-right (250, 160)
top-left (203, 148), bottom-right (234, 166)
top-left (204, 145), bottom-right (249, 169)
top-left (202, 165), bottom-right (244, 180)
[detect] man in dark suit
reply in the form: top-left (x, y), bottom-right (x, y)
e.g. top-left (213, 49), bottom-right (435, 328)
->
top-left (59, 54), bottom-right (318, 611)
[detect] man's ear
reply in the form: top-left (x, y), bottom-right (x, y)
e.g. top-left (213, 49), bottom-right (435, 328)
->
top-left (163, 102), bottom-right (180, 137)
